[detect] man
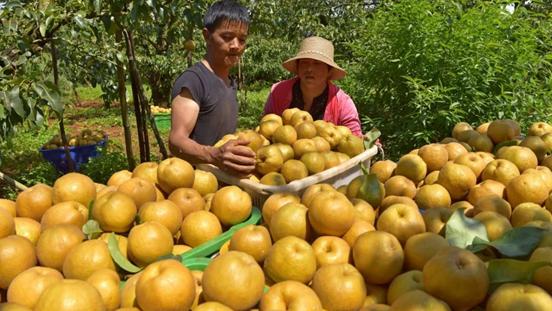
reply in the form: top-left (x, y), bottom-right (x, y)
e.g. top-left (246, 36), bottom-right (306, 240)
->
top-left (169, 0), bottom-right (255, 174)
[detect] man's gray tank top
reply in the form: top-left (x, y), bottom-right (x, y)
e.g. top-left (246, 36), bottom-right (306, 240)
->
top-left (171, 62), bottom-right (238, 146)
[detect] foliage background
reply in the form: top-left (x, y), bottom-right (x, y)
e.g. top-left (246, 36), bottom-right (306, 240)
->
top-left (342, 0), bottom-right (552, 158)
top-left (244, 0), bottom-right (552, 160)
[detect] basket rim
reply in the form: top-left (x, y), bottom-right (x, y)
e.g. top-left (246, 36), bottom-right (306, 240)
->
top-left (197, 145), bottom-right (378, 195)
top-left (39, 135), bottom-right (109, 152)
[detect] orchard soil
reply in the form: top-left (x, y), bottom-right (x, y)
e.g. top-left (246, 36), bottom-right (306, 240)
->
top-left (65, 99), bottom-right (169, 161)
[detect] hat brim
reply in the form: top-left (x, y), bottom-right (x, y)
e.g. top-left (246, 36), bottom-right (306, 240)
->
top-left (282, 54), bottom-right (347, 80)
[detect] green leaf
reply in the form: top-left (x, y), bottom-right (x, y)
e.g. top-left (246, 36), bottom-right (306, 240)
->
top-left (467, 236), bottom-right (491, 253)
top-left (33, 82), bottom-right (63, 115)
top-left (180, 207), bottom-right (262, 261)
top-left (44, 15), bottom-right (53, 35)
top-left (94, 0), bottom-right (101, 15)
top-left (0, 90), bottom-right (7, 109)
top-left (39, 23), bottom-right (47, 37)
top-left (157, 253), bottom-right (181, 261)
top-left (445, 208), bottom-right (488, 249)
top-left (182, 257), bottom-right (211, 271)
top-left (0, 104), bottom-right (5, 119)
top-left (129, 0), bottom-right (142, 21)
top-left (88, 199), bottom-right (95, 220)
top-left (468, 227), bottom-right (544, 258)
top-left (74, 15), bottom-right (86, 29)
top-left (363, 128), bottom-right (381, 149)
top-left (158, 6), bottom-right (164, 19)
top-left (33, 107), bottom-right (45, 126)
top-left (15, 53), bottom-right (29, 66)
top-left (488, 259), bottom-right (551, 286)
top-left (107, 233), bottom-right (142, 273)
top-left (116, 52), bottom-right (125, 63)
top-left (4, 87), bottom-right (25, 117)
top-left (357, 167), bottom-right (384, 208)
top-left (100, 15), bottom-right (112, 33)
top-left (82, 219), bottom-right (103, 240)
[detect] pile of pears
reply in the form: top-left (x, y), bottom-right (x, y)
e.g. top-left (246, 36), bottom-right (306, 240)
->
top-left (151, 105), bottom-right (171, 114)
top-left (214, 108), bottom-right (366, 185)
top-left (42, 129), bottom-right (106, 150)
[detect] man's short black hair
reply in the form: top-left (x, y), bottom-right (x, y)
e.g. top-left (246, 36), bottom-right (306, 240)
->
top-left (204, 0), bottom-right (250, 32)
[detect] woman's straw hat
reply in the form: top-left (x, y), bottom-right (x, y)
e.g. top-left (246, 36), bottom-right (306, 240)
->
top-left (282, 36), bottom-right (346, 80)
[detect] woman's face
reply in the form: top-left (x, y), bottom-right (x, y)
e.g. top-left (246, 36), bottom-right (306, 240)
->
top-left (297, 58), bottom-right (331, 89)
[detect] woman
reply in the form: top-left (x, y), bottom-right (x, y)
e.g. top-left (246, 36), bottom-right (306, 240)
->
top-left (263, 36), bottom-right (362, 136)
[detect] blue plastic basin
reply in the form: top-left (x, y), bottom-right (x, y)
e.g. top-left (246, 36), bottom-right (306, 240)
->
top-left (40, 136), bottom-right (108, 173)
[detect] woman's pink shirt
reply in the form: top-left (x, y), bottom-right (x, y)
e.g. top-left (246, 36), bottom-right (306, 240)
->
top-left (263, 77), bottom-right (362, 136)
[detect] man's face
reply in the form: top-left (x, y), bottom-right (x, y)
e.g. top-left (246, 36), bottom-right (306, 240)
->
top-left (204, 20), bottom-right (248, 68)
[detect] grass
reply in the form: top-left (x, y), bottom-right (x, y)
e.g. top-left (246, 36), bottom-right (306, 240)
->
top-left (74, 83), bottom-right (152, 104)
top-left (75, 85), bottom-right (103, 101)
top-left (64, 105), bottom-right (123, 127)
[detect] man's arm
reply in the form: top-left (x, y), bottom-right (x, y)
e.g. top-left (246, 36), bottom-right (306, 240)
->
top-left (169, 88), bottom-right (256, 174)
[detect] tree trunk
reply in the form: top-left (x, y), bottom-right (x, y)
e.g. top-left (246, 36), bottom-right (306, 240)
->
top-left (126, 31), bottom-right (151, 161)
top-left (127, 31), bottom-right (168, 160)
top-left (72, 85), bottom-right (80, 105)
top-left (51, 41), bottom-right (74, 172)
top-left (123, 29), bottom-right (147, 162)
top-left (187, 50), bottom-right (192, 68)
top-left (147, 72), bottom-right (169, 107)
top-left (103, 92), bottom-right (111, 109)
top-left (115, 30), bottom-right (136, 170)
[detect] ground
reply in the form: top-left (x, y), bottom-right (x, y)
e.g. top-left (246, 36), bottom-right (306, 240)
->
top-left (64, 99), bottom-right (170, 161)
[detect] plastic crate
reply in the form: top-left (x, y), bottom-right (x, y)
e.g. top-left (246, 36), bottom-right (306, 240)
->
top-left (154, 114), bottom-right (171, 131)
top-left (39, 136), bottom-right (108, 173)
top-left (197, 145), bottom-right (378, 207)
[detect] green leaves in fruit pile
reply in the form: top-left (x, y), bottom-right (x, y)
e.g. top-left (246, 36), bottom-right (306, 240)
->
top-left (358, 164), bottom-right (385, 208)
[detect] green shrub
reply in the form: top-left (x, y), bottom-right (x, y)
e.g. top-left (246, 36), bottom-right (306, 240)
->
top-left (17, 161), bottom-right (60, 187)
top-left (237, 87), bottom-right (271, 130)
top-left (343, 0), bottom-right (552, 159)
top-left (0, 161), bottom-right (60, 200)
top-left (0, 125), bottom-right (60, 199)
top-left (241, 35), bottom-right (294, 87)
top-left (80, 149), bottom-right (130, 184)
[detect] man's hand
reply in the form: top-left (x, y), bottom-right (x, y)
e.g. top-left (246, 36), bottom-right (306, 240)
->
top-left (213, 138), bottom-right (256, 175)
